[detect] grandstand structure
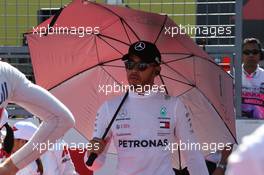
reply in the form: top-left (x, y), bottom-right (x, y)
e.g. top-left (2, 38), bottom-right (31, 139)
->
top-left (0, 0), bottom-right (241, 116)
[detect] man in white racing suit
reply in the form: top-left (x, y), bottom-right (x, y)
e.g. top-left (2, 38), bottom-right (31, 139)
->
top-left (84, 41), bottom-right (209, 175)
top-left (0, 61), bottom-right (75, 174)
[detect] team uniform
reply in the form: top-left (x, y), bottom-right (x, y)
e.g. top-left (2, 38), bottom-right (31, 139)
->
top-left (0, 151), bottom-right (40, 175)
top-left (0, 142), bottom-right (78, 175)
top-left (226, 124), bottom-right (264, 175)
top-left (1, 121), bottom-right (78, 175)
top-left (85, 91), bottom-right (209, 175)
top-left (242, 65), bottom-right (264, 119)
top-left (41, 140), bottom-right (78, 175)
top-left (0, 62), bottom-right (75, 169)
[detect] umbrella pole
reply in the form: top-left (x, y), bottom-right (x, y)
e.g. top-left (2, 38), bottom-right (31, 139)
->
top-left (159, 74), bottom-right (185, 172)
top-left (178, 145), bottom-right (182, 170)
top-left (86, 91), bottom-right (129, 166)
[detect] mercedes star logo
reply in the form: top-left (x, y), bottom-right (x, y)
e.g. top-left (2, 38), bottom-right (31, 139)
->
top-left (134, 42), bottom-right (146, 51)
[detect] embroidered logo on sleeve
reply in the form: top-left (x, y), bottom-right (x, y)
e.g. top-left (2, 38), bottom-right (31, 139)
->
top-left (185, 111), bottom-right (194, 133)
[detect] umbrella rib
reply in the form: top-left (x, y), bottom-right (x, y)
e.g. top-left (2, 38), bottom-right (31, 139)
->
top-left (191, 56), bottom-right (233, 82)
top-left (95, 35), bottom-right (101, 64)
top-left (90, 1), bottom-right (123, 20)
top-left (97, 64), bottom-right (195, 88)
top-left (196, 54), bottom-right (219, 65)
top-left (195, 56), bottom-right (234, 79)
top-left (177, 86), bottom-right (195, 97)
top-left (120, 19), bottom-right (132, 44)
top-left (120, 19), bottom-right (140, 41)
top-left (158, 74), bottom-right (169, 94)
top-left (48, 58), bottom-right (122, 91)
top-left (102, 58), bottom-right (122, 64)
top-left (48, 7), bottom-right (64, 29)
top-left (101, 65), bottom-right (124, 68)
top-left (98, 34), bottom-right (130, 46)
top-left (162, 55), bottom-right (232, 84)
top-left (154, 15), bottom-right (168, 44)
top-left (48, 66), bottom-right (102, 91)
top-left (162, 62), bottom-right (195, 86)
top-left (178, 87), bottom-right (237, 144)
top-left (161, 54), bottom-right (193, 64)
top-left (96, 35), bottom-right (126, 56)
top-left (99, 66), bottom-right (194, 98)
top-left (196, 88), bottom-right (238, 144)
top-left (114, 51), bottom-right (233, 142)
top-left (100, 66), bottom-right (123, 85)
top-left (173, 51), bottom-right (227, 76)
top-left (89, 2), bottom-right (140, 40)
top-left (90, 65), bottom-right (196, 91)
top-left (160, 75), bottom-right (195, 87)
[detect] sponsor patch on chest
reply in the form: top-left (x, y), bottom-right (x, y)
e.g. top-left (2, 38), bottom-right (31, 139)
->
top-left (159, 121), bottom-right (170, 129)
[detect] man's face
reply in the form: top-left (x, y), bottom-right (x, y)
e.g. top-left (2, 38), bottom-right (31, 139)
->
top-left (243, 43), bottom-right (261, 67)
top-left (125, 55), bottom-right (160, 87)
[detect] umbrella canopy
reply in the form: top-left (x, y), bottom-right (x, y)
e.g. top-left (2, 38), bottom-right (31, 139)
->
top-left (27, 0), bottom-right (236, 165)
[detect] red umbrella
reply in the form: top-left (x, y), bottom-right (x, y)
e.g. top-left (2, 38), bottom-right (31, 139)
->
top-left (26, 0), bottom-right (236, 168)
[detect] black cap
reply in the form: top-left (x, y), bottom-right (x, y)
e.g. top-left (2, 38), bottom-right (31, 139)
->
top-left (122, 41), bottom-right (161, 64)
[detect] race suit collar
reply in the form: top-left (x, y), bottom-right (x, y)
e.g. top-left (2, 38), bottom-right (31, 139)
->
top-left (128, 90), bottom-right (159, 98)
top-left (242, 64), bottom-right (260, 78)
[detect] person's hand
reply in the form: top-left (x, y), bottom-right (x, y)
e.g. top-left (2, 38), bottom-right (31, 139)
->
top-left (87, 138), bottom-right (107, 156)
top-left (212, 167), bottom-right (225, 175)
top-left (0, 158), bottom-right (19, 175)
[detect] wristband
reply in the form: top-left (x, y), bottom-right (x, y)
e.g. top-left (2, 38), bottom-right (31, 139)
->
top-left (217, 162), bottom-right (227, 171)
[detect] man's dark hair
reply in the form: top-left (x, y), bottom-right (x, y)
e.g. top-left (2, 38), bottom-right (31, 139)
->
top-left (243, 38), bottom-right (264, 60)
top-left (2, 123), bottom-right (14, 154)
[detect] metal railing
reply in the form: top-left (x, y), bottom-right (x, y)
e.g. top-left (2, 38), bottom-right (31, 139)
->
top-left (0, 0), bottom-right (72, 46)
top-left (0, 46), bottom-right (33, 81)
top-left (0, 0), bottom-right (236, 46)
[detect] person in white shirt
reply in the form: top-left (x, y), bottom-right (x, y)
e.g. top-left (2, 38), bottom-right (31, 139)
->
top-left (12, 121), bottom-right (44, 175)
top-left (1, 120), bottom-right (78, 175)
top-left (0, 62), bottom-right (75, 175)
top-left (84, 41), bottom-right (209, 175)
top-left (40, 139), bottom-right (79, 175)
top-left (226, 124), bottom-right (264, 175)
top-left (241, 38), bottom-right (264, 119)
